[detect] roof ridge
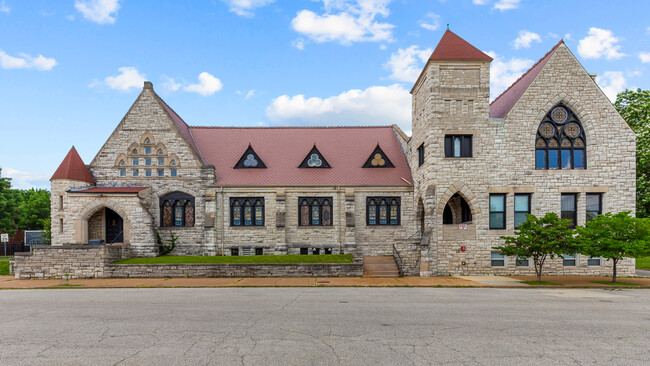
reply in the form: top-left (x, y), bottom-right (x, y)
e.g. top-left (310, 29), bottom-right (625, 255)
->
top-left (188, 125), bottom-right (395, 129)
top-left (490, 39), bottom-right (564, 106)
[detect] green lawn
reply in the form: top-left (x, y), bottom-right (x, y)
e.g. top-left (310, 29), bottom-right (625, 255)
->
top-left (636, 256), bottom-right (650, 270)
top-left (0, 257), bottom-right (10, 276)
top-left (591, 281), bottom-right (641, 286)
top-left (115, 254), bottom-right (354, 265)
top-left (521, 281), bottom-right (562, 286)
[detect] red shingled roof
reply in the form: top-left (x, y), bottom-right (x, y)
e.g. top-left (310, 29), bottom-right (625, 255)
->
top-left (51, 146), bottom-right (95, 183)
top-left (189, 126), bottom-right (413, 186)
top-left (490, 40), bottom-right (564, 118)
top-left (155, 94), bottom-right (204, 163)
top-left (72, 187), bottom-right (149, 194)
top-left (429, 30), bottom-right (493, 61)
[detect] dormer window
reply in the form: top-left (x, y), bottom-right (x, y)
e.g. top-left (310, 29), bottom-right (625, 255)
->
top-left (234, 145), bottom-right (267, 169)
top-left (363, 145), bottom-right (394, 168)
top-left (299, 145), bottom-right (331, 168)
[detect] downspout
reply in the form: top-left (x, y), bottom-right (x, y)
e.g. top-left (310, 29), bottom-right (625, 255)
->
top-left (220, 187), bottom-right (224, 255)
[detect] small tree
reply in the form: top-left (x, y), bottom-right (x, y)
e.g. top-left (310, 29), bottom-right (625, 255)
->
top-left (576, 211), bottom-right (650, 282)
top-left (494, 212), bottom-right (577, 283)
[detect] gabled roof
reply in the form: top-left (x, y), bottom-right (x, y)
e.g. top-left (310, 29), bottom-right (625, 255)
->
top-left (189, 126), bottom-right (413, 186)
top-left (490, 40), bottom-right (564, 118)
top-left (51, 146), bottom-right (95, 183)
top-left (299, 145), bottom-right (331, 169)
top-left (429, 30), bottom-right (493, 61)
top-left (154, 93), bottom-right (204, 163)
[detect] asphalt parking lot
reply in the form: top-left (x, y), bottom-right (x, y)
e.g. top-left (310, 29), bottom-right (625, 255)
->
top-left (1, 288), bottom-right (648, 365)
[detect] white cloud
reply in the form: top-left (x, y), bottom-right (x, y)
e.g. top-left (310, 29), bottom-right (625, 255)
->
top-left (292, 37), bottom-right (305, 50)
top-left (184, 72), bottom-right (223, 96)
top-left (513, 30), bottom-right (541, 49)
top-left (485, 50), bottom-right (534, 100)
top-left (418, 12), bottom-right (439, 31)
top-left (563, 33), bottom-right (572, 41)
top-left (103, 67), bottom-right (146, 91)
top-left (222, 0), bottom-right (274, 17)
top-left (379, 44), bottom-right (387, 50)
top-left (266, 84), bottom-right (411, 130)
top-left (384, 45), bottom-right (432, 83)
top-left (236, 89), bottom-right (256, 99)
top-left (0, 50), bottom-right (57, 70)
top-left (578, 27), bottom-right (625, 60)
top-left (161, 76), bottom-right (181, 92)
top-left (596, 71), bottom-right (626, 102)
top-left (472, 0), bottom-right (488, 4)
top-left (75, 0), bottom-right (120, 24)
top-left (291, 0), bottom-right (394, 45)
top-left (494, 0), bottom-right (520, 11)
top-left (0, 1), bottom-right (10, 13)
top-left (639, 52), bottom-right (650, 63)
top-left (2, 168), bottom-right (50, 190)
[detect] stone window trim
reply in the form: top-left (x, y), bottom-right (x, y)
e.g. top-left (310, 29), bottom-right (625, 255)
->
top-left (561, 193), bottom-right (578, 229)
top-left (535, 104), bottom-right (587, 170)
top-left (298, 197), bottom-right (333, 226)
top-left (587, 256), bottom-right (603, 266)
top-left (491, 252), bottom-right (505, 267)
top-left (230, 197), bottom-right (265, 227)
top-left (515, 256), bottom-right (530, 267)
top-left (159, 192), bottom-right (195, 228)
top-left (444, 135), bottom-right (472, 158)
top-left (366, 197), bottom-right (401, 226)
top-left (514, 193), bottom-right (531, 230)
top-left (562, 253), bottom-right (577, 266)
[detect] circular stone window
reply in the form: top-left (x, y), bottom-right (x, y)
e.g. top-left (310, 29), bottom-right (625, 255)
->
top-left (551, 107), bottom-right (568, 123)
top-left (563, 122), bottom-right (581, 138)
top-left (539, 122), bottom-right (555, 138)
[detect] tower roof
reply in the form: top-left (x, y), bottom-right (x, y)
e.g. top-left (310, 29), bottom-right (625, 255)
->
top-left (429, 30), bottom-right (493, 61)
top-left (51, 146), bottom-right (95, 183)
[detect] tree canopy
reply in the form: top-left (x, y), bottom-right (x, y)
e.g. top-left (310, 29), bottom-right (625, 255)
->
top-left (0, 168), bottom-right (51, 236)
top-left (615, 89), bottom-right (650, 218)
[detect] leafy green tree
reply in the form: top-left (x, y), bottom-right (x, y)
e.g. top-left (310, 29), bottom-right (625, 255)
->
top-left (0, 168), bottom-right (20, 236)
top-left (615, 89), bottom-right (650, 218)
top-left (494, 213), bottom-right (578, 283)
top-left (41, 218), bottom-right (52, 245)
top-left (18, 189), bottom-right (51, 230)
top-left (576, 211), bottom-right (650, 282)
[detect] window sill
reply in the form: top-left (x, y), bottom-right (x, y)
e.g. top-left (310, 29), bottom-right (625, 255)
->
top-left (157, 226), bottom-right (196, 230)
top-left (533, 169), bottom-right (594, 174)
top-left (228, 225), bottom-right (267, 229)
top-left (296, 225), bottom-right (335, 229)
top-left (366, 224), bottom-right (401, 228)
top-left (444, 156), bottom-right (473, 159)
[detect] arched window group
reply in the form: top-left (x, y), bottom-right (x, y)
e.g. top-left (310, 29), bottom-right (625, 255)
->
top-left (535, 104), bottom-right (586, 169)
top-left (231, 198), bottom-right (264, 226)
top-left (366, 197), bottom-right (400, 226)
top-left (160, 192), bottom-right (195, 227)
top-left (299, 197), bottom-right (332, 226)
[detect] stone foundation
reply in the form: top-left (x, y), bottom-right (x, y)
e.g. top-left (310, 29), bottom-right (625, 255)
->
top-left (106, 263), bottom-right (363, 278)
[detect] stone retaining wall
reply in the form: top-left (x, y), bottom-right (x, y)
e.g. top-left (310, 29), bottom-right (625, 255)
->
top-left (12, 245), bottom-right (127, 279)
top-left (106, 263), bottom-right (363, 278)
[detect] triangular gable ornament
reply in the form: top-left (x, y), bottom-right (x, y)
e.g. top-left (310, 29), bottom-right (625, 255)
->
top-left (234, 145), bottom-right (267, 169)
top-left (299, 145), bottom-right (331, 168)
top-left (363, 144), bottom-right (394, 168)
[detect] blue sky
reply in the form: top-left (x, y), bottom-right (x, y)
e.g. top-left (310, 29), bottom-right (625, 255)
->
top-left (1, 0), bottom-right (649, 189)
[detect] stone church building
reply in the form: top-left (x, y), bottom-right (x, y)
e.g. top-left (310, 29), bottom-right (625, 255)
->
top-left (50, 30), bottom-right (636, 276)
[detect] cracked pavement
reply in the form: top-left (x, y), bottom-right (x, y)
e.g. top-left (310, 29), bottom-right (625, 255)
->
top-left (0, 288), bottom-right (649, 365)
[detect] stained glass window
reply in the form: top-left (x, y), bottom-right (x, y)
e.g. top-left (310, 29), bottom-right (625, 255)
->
top-left (299, 146), bottom-right (331, 168)
top-left (536, 104), bottom-right (586, 169)
top-left (230, 198), bottom-right (264, 226)
top-left (160, 192), bottom-right (194, 227)
top-left (298, 197), bottom-right (332, 226)
top-left (366, 197), bottom-right (400, 226)
top-left (234, 146), bottom-right (267, 169)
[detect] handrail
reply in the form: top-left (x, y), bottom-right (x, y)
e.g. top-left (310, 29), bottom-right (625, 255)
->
top-left (392, 244), bottom-right (404, 277)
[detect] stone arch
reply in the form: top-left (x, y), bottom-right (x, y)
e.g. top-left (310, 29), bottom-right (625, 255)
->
top-left (78, 199), bottom-right (131, 245)
top-left (114, 153), bottom-right (127, 167)
top-left (128, 142), bottom-right (140, 156)
top-left (140, 131), bottom-right (155, 146)
top-left (416, 197), bottom-right (425, 234)
top-left (154, 142), bottom-right (168, 156)
top-left (436, 181), bottom-right (480, 218)
top-left (168, 153), bottom-right (181, 167)
top-left (531, 94), bottom-right (594, 146)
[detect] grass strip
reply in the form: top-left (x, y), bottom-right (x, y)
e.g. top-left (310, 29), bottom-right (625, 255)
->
top-left (636, 256), bottom-right (650, 270)
top-left (0, 258), bottom-right (10, 276)
top-left (521, 281), bottom-right (562, 286)
top-left (115, 254), bottom-right (354, 265)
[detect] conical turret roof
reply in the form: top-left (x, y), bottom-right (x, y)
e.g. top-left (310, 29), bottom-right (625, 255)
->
top-left (51, 146), bottom-right (95, 183)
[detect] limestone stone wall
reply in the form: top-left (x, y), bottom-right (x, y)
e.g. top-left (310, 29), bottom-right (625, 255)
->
top-left (13, 245), bottom-right (127, 279)
top-left (105, 263), bottom-right (363, 278)
top-left (409, 44), bottom-right (636, 276)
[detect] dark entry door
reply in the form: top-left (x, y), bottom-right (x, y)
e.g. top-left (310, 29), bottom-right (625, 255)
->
top-left (105, 208), bottom-right (123, 243)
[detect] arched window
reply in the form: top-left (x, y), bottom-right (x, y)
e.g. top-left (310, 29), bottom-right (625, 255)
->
top-left (132, 149), bottom-right (138, 155)
top-left (159, 192), bottom-right (195, 227)
top-left (230, 198), bottom-right (264, 226)
top-left (299, 197), bottom-right (332, 226)
top-left (157, 149), bottom-right (164, 155)
top-left (535, 104), bottom-right (586, 169)
top-left (144, 138), bottom-right (151, 145)
top-left (442, 193), bottom-right (472, 225)
top-left (119, 160), bottom-right (125, 166)
top-left (170, 160), bottom-right (177, 166)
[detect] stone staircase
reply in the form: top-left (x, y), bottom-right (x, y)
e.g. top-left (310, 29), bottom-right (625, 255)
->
top-left (363, 256), bottom-right (400, 277)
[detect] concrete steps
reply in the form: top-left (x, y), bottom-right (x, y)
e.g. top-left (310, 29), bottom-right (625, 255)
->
top-left (363, 256), bottom-right (399, 277)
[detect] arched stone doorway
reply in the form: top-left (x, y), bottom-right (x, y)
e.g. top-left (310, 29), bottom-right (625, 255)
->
top-left (442, 193), bottom-right (472, 225)
top-left (82, 204), bottom-right (129, 245)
